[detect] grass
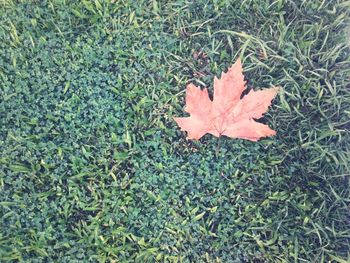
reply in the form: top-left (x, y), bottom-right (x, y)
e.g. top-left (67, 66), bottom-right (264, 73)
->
top-left (0, 0), bottom-right (349, 262)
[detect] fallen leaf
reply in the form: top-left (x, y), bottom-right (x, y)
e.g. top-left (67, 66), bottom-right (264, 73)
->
top-left (174, 59), bottom-right (279, 141)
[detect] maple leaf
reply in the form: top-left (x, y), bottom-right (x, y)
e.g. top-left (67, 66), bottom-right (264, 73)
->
top-left (174, 59), bottom-right (279, 141)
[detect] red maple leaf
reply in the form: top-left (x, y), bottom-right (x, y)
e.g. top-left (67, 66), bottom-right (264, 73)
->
top-left (174, 59), bottom-right (279, 141)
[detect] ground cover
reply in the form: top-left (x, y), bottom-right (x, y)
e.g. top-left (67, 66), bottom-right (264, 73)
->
top-left (0, 0), bottom-right (349, 262)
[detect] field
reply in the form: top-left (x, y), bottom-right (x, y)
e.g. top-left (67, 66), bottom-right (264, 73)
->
top-left (1, 0), bottom-right (350, 262)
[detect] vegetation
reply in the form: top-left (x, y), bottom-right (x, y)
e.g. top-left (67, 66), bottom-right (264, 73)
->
top-left (0, 0), bottom-right (349, 262)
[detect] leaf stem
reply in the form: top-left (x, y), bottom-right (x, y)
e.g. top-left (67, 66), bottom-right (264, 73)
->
top-left (215, 136), bottom-right (222, 158)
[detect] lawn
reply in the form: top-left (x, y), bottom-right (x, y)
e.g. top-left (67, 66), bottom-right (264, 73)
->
top-left (0, 0), bottom-right (349, 262)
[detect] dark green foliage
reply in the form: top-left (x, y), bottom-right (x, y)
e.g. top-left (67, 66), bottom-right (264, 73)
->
top-left (0, 0), bottom-right (349, 262)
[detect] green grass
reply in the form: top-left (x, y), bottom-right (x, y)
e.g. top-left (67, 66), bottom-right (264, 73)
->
top-left (0, 0), bottom-right (349, 262)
